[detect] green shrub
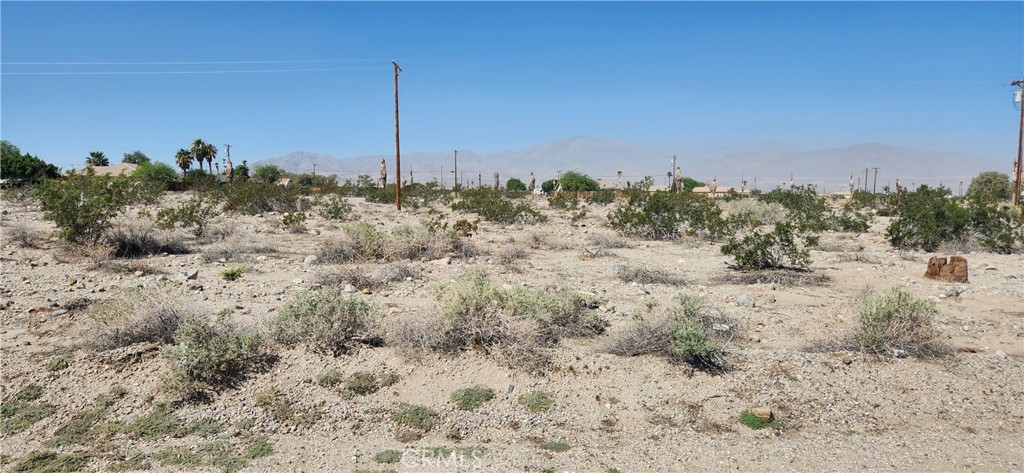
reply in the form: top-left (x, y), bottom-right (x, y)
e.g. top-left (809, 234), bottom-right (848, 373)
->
top-left (586, 188), bottom-right (616, 205)
top-left (392, 403), bottom-right (438, 431)
top-left (268, 288), bottom-right (379, 355)
top-left (316, 369), bottom-right (344, 388)
top-left (33, 172), bottom-right (137, 243)
top-left (541, 441), bottom-right (571, 453)
top-left (854, 287), bottom-right (950, 357)
top-left (967, 203), bottom-right (1024, 254)
top-left (281, 212), bottom-right (307, 230)
top-left (559, 171), bottom-right (599, 192)
top-left (605, 294), bottom-right (734, 371)
top-left (221, 266), bottom-right (246, 281)
top-left (506, 178), bottom-right (528, 191)
top-left (374, 450), bottom-right (403, 464)
top-left (156, 194), bottom-right (222, 237)
top-left (518, 390), bottom-right (554, 413)
top-left (966, 171), bottom-right (1012, 203)
top-left (720, 222), bottom-right (818, 270)
top-left (46, 355), bottom-right (70, 372)
top-left (547, 192), bottom-right (579, 210)
top-left (1, 140), bottom-right (60, 185)
top-left (755, 185), bottom-right (832, 232)
top-left (244, 436), bottom-right (273, 459)
top-left (133, 161), bottom-right (179, 190)
top-left (451, 188), bottom-right (546, 224)
top-left (607, 190), bottom-right (728, 240)
top-left (885, 186), bottom-right (971, 252)
top-left (450, 385), bottom-right (495, 411)
top-left (344, 372), bottom-right (380, 396)
top-left (166, 314), bottom-right (267, 398)
top-left (49, 396), bottom-right (114, 446)
top-left (215, 181), bottom-right (305, 215)
top-left (253, 165), bottom-right (285, 184)
top-left (318, 194), bottom-right (354, 220)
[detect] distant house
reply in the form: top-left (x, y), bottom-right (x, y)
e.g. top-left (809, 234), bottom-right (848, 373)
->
top-left (692, 186), bottom-right (738, 197)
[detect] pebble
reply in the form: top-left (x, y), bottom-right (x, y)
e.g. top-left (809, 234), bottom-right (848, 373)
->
top-left (343, 284), bottom-right (356, 294)
top-left (736, 294), bottom-right (756, 308)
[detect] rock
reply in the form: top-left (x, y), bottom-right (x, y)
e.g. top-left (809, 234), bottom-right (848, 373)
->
top-left (995, 351), bottom-right (1008, 359)
top-left (711, 323), bottom-right (731, 332)
top-left (256, 255), bottom-right (268, 262)
top-left (891, 348), bottom-right (908, 358)
top-left (343, 284), bottom-right (356, 294)
top-left (134, 271), bottom-right (144, 277)
top-left (924, 256), bottom-right (968, 283)
top-left (840, 354), bottom-right (853, 365)
top-left (766, 295), bottom-right (776, 304)
top-left (183, 269), bottom-right (199, 280)
top-left (303, 255), bottom-right (318, 264)
top-left (736, 294), bottom-right (756, 308)
top-left (507, 384), bottom-right (515, 394)
top-left (749, 407), bottom-right (773, 421)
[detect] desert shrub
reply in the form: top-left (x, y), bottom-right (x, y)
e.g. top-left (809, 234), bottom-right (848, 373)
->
top-left (221, 266), bottom-right (246, 281)
top-left (319, 262), bottom-right (418, 291)
top-left (853, 287), bottom-right (950, 357)
top-left (547, 192), bottom-right (579, 210)
top-left (451, 188), bottom-right (547, 224)
top-left (166, 314), bottom-right (268, 398)
top-left (831, 202), bottom-right (872, 233)
top-left (607, 190), bottom-right (727, 240)
top-left (319, 224), bottom-right (466, 263)
top-left (392, 403), bottom-right (438, 432)
top-left (133, 161), bottom-right (179, 190)
top-left (105, 222), bottom-right (189, 258)
top-left (374, 450), bottom-right (403, 464)
top-left (156, 194), bottom-right (222, 237)
top-left (316, 370), bottom-right (344, 388)
top-left (559, 171), bottom-right (599, 192)
top-left (720, 222), bottom-right (818, 270)
top-left (755, 185), bottom-right (832, 231)
top-left (717, 199), bottom-right (789, 226)
top-left (518, 390), bottom-right (554, 413)
top-left (216, 181), bottom-right (305, 215)
top-left (344, 372), bottom-right (380, 396)
top-left (268, 288), bottom-right (380, 355)
top-left (318, 194), bottom-right (353, 220)
top-left (541, 441), bottom-right (571, 453)
top-left (33, 173), bottom-right (138, 243)
top-left (49, 395), bottom-right (114, 447)
top-left (84, 286), bottom-right (194, 351)
top-left (450, 385), bottom-right (495, 411)
top-left (586, 188), bottom-right (616, 205)
top-left (506, 178), bottom-right (528, 191)
top-left (966, 171), bottom-right (1012, 204)
top-left (5, 225), bottom-right (44, 249)
top-left (615, 265), bottom-right (686, 286)
top-left (967, 203), bottom-right (1024, 254)
top-left (848, 189), bottom-right (879, 209)
top-left (199, 235), bottom-right (276, 262)
top-left (605, 294), bottom-right (735, 371)
top-left (280, 211), bottom-right (307, 231)
top-left (884, 185), bottom-right (971, 252)
top-left (319, 223), bottom-right (388, 262)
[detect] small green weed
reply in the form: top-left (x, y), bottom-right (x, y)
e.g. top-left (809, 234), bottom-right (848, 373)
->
top-left (10, 451), bottom-right (88, 473)
top-left (392, 403), bottom-right (438, 432)
top-left (450, 385), bottom-right (495, 411)
top-left (221, 266), bottom-right (246, 281)
top-left (738, 410), bottom-right (784, 430)
top-left (45, 354), bottom-right (70, 372)
top-left (374, 449), bottom-right (402, 464)
top-left (316, 369), bottom-right (344, 388)
top-left (518, 390), bottom-right (554, 413)
top-left (541, 441), bottom-right (571, 453)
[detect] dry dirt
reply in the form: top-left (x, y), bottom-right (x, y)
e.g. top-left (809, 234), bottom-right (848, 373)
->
top-left (1, 191), bottom-right (1023, 472)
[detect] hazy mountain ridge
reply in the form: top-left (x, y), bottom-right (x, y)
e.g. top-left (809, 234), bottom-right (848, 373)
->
top-left (253, 137), bottom-right (1007, 192)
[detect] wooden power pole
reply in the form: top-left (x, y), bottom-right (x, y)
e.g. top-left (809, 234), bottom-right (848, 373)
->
top-left (1012, 78), bottom-right (1024, 207)
top-left (393, 60), bottom-right (403, 210)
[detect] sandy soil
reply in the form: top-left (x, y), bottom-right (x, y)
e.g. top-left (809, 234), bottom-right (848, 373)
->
top-left (1, 190), bottom-right (1022, 472)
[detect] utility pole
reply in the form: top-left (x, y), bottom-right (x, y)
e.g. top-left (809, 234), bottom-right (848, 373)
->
top-left (454, 150), bottom-right (459, 195)
top-left (863, 168), bottom-right (869, 192)
top-left (393, 60), bottom-right (403, 211)
top-left (1012, 78), bottom-right (1024, 207)
top-left (871, 167), bottom-right (879, 194)
top-left (312, 163), bottom-right (317, 180)
top-left (671, 155), bottom-right (677, 192)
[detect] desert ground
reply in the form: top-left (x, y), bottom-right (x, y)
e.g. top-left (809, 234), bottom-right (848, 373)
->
top-left (1, 189), bottom-right (1022, 472)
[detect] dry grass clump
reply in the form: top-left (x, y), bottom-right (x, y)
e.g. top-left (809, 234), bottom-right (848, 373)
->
top-left (851, 287), bottom-right (951, 358)
top-left (199, 234), bottom-right (276, 263)
top-left (834, 252), bottom-right (881, 264)
top-left (268, 287), bottom-right (382, 356)
top-left (714, 269), bottom-right (830, 287)
top-left (497, 246), bottom-right (528, 272)
top-left (615, 264), bottom-right (686, 286)
top-left (165, 314), bottom-right (269, 399)
top-left (319, 262), bottom-right (419, 291)
top-left (319, 223), bottom-right (471, 263)
top-left (106, 222), bottom-right (189, 258)
top-left (605, 294), bottom-right (736, 371)
top-left (527, 232), bottom-right (573, 250)
top-left (586, 232), bottom-right (632, 249)
top-left (387, 271), bottom-right (607, 371)
top-left (5, 225), bottom-right (45, 248)
top-left (82, 285), bottom-right (197, 351)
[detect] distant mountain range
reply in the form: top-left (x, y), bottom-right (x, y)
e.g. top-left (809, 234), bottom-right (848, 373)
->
top-left (252, 137), bottom-right (1008, 193)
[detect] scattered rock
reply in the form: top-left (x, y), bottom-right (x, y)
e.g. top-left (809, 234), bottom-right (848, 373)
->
top-left (134, 271), bottom-right (144, 277)
top-left (840, 354), bottom-right (853, 365)
top-left (749, 407), bottom-right (773, 421)
top-left (304, 255), bottom-right (318, 264)
top-left (995, 351), bottom-right (1008, 359)
top-left (343, 284), bottom-right (357, 294)
top-left (924, 256), bottom-right (968, 283)
top-left (736, 294), bottom-right (756, 308)
top-left (183, 269), bottom-right (199, 280)
top-left (891, 348), bottom-right (908, 358)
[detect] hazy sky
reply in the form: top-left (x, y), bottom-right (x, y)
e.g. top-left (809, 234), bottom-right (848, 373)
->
top-left (2, 1), bottom-right (1021, 169)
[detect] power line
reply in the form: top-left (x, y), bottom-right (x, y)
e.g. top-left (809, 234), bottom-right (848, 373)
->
top-left (1, 59), bottom-right (386, 65)
top-left (0, 67), bottom-right (378, 76)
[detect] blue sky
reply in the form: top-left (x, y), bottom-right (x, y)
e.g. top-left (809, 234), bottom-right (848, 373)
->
top-left (2, 1), bottom-right (1021, 170)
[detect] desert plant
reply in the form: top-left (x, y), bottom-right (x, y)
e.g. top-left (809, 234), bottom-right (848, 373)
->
top-left (84, 286), bottom-right (194, 351)
top-left (166, 314), bottom-right (267, 398)
top-left (10, 451), bottom-right (89, 473)
top-left (1, 140), bottom-right (60, 185)
top-left (605, 294), bottom-right (734, 371)
top-left (738, 409), bottom-right (784, 430)
top-left (450, 385), bottom-right (496, 411)
top-left (885, 185), bottom-right (969, 251)
top-left (392, 403), bottom-right (438, 432)
top-left (1, 385), bottom-right (55, 435)
top-left (720, 222), bottom-right (818, 270)
top-left (607, 190), bottom-right (727, 240)
top-left (132, 161), bottom-right (178, 190)
top-left (106, 222), bottom-right (189, 258)
top-left (33, 172), bottom-right (138, 244)
top-left (268, 288), bottom-right (380, 355)
top-left (215, 181), bottom-right (305, 215)
top-left (558, 171), bottom-right (599, 192)
top-left (518, 390), bottom-right (554, 413)
top-left (451, 188), bottom-right (546, 224)
top-left (318, 194), bottom-right (354, 220)
top-left (506, 178), bottom-right (528, 191)
top-left (316, 369), bottom-right (344, 388)
top-left (156, 194), bottom-right (222, 237)
top-left (221, 266), bottom-right (246, 281)
top-left (966, 171), bottom-right (1012, 204)
top-left (853, 287), bottom-right (950, 357)
top-left (344, 372), bottom-right (380, 396)
top-left (253, 165), bottom-right (285, 184)
top-left (615, 265), bottom-right (686, 286)
top-left (281, 212), bottom-right (307, 231)
top-left (374, 450), bottom-right (403, 464)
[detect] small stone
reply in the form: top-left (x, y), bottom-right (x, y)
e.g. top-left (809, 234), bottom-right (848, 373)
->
top-left (766, 295), bottom-right (776, 303)
top-left (507, 385), bottom-right (515, 394)
top-left (711, 323), bottom-right (731, 332)
top-left (840, 354), bottom-right (853, 365)
top-left (256, 255), bottom-right (268, 262)
top-left (736, 295), bottom-right (756, 308)
top-left (750, 407), bottom-right (773, 421)
top-left (292, 278), bottom-right (304, 284)
top-left (994, 351), bottom-right (1008, 359)
top-left (343, 284), bottom-right (356, 294)
top-left (184, 269), bottom-right (199, 280)
top-left (891, 348), bottom-right (908, 358)
top-left (134, 271), bottom-right (144, 277)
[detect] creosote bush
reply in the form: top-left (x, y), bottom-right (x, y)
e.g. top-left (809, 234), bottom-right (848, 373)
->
top-left (607, 190), bottom-right (728, 240)
top-left (720, 222), bottom-right (818, 270)
top-left (268, 288), bottom-right (380, 355)
top-left (451, 385), bottom-right (496, 411)
top-left (318, 223), bottom-right (468, 263)
top-left (156, 194), bottom-right (222, 237)
top-left (606, 294), bottom-right (735, 371)
top-left (451, 188), bottom-right (546, 224)
top-left (852, 287), bottom-right (950, 358)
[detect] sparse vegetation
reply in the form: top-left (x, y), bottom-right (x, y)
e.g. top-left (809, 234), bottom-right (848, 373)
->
top-left (518, 390), bottom-right (554, 413)
top-left (392, 403), bottom-right (438, 432)
top-left (374, 449), bottom-right (403, 464)
top-left (1, 385), bottom-right (55, 434)
top-left (739, 410), bottom-right (784, 430)
top-left (10, 451), bottom-right (89, 473)
top-left (83, 286), bottom-right (194, 351)
top-left (852, 287), bottom-right (950, 358)
top-left (721, 222), bottom-right (818, 270)
top-left (451, 385), bottom-right (496, 411)
top-left (541, 441), bottom-right (571, 453)
top-left (268, 288), bottom-right (380, 355)
top-left (156, 194), bottom-right (222, 237)
top-left (221, 266), bottom-right (246, 281)
top-left (451, 188), bottom-right (547, 224)
top-left (165, 314), bottom-right (268, 399)
top-left (615, 265), bottom-right (686, 286)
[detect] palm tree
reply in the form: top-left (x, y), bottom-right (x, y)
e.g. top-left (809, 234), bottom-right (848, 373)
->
top-left (175, 148), bottom-right (193, 178)
top-left (191, 139), bottom-right (217, 174)
top-left (85, 151), bottom-right (109, 167)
